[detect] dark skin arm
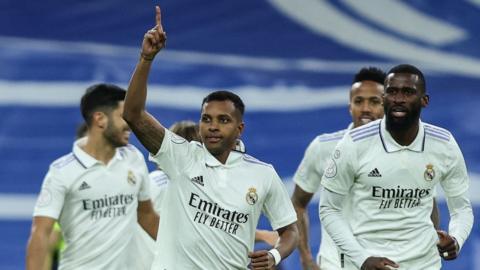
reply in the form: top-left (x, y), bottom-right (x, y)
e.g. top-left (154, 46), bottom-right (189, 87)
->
top-left (291, 185), bottom-right (319, 270)
top-left (123, 5), bottom-right (167, 155)
top-left (249, 223), bottom-right (299, 270)
top-left (137, 200), bottom-right (160, 240)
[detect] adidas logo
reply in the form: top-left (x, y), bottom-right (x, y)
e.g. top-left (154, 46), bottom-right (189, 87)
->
top-left (79, 181), bottom-right (91, 191)
top-left (368, 168), bottom-right (382, 177)
top-left (191, 176), bottom-right (204, 186)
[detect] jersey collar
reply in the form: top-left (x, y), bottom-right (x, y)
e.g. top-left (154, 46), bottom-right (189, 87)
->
top-left (72, 138), bottom-right (123, 168)
top-left (203, 144), bottom-right (243, 168)
top-left (379, 116), bottom-right (426, 153)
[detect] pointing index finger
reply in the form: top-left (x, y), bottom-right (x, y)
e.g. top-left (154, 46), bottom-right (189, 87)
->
top-left (155, 5), bottom-right (163, 31)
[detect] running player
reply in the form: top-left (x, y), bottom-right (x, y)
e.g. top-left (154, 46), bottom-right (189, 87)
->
top-left (292, 67), bottom-right (386, 270)
top-left (319, 64), bottom-right (474, 270)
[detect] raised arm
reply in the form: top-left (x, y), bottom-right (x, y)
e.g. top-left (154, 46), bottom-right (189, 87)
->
top-left (123, 5), bottom-right (167, 155)
top-left (26, 216), bottom-right (56, 270)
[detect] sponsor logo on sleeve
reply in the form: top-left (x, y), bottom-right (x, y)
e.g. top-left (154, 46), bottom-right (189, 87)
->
top-left (324, 159), bottom-right (337, 178)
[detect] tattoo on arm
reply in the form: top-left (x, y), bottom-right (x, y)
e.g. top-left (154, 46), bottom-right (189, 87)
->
top-left (129, 111), bottom-right (165, 154)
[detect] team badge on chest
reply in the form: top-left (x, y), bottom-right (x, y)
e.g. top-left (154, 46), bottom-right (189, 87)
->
top-left (246, 187), bottom-right (258, 205)
top-left (127, 170), bottom-right (137, 185)
top-left (424, 164), bottom-right (435, 181)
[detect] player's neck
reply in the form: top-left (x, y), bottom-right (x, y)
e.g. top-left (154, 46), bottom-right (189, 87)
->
top-left (214, 150), bottom-right (231, 164)
top-left (82, 134), bottom-right (117, 165)
top-left (387, 121), bottom-right (419, 146)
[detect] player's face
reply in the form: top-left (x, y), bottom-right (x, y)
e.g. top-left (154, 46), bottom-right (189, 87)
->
top-left (199, 100), bottom-right (244, 161)
top-left (103, 102), bottom-right (131, 147)
top-left (349, 80), bottom-right (384, 128)
top-left (384, 73), bottom-right (428, 130)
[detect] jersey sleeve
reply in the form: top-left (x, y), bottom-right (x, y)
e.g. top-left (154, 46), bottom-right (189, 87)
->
top-left (320, 134), bottom-right (357, 195)
top-left (149, 129), bottom-right (196, 181)
top-left (148, 171), bottom-right (169, 213)
top-left (293, 138), bottom-right (323, 193)
top-left (33, 168), bottom-right (67, 219)
top-left (440, 136), bottom-right (469, 197)
top-left (262, 171), bottom-right (297, 230)
top-left (133, 147), bottom-right (151, 202)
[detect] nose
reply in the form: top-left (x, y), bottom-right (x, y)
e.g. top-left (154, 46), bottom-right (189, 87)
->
top-left (392, 92), bottom-right (406, 104)
top-left (360, 100), bottom-right (372, 113)
top-left (208, 120), bottom-right (219, 131)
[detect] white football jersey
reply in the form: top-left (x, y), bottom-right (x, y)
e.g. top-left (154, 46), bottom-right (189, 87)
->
top-left (33, 139), bottom-right (151, 270)
top-left (130, 170), bottom-right (169, 270)
top-left (322, 117), bottom-right (469, 269)
top-left (149, 130), bottom-right (297, 270)
top-left (293, 125), bottom-right (351, 268)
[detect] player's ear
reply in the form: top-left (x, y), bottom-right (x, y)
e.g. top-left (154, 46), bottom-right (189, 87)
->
top-left (93, 111), bottom-right (107, 129)
top-left (421, 94), bottom-right (429, 108)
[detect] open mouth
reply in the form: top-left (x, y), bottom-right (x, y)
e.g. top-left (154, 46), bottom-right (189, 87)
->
top-left (359, 116), bottom-right (374, 124)
top-left (390, 107), bottom-right (408, 118)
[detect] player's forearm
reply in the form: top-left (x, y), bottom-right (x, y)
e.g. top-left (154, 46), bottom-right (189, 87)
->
top-left (446, 192), bottom-right (473, 250)
top-left (26, 232), bottom-right (50, 270)
top-left (295, 206), bottom-right (315, 264)
top-left (138, 210), bottom-right (159, 240)
top-left (123, 58), bottom-right (153, 123)
top-left (274, 223), bottom-right (299, 260)
top-left (291, 185), bottom-right (316, 265)
top-left (319, 189), bottom-right (370, 269)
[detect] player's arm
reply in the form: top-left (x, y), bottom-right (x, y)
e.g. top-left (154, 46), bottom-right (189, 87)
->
top-left (254, 229), bottom-right (279, 246)
top-left (137, 200), bottom-right (160, 240)
top-left (123, 5), bottom-right (167, 155)
top-left (249, 223), bottom-right (299, 270)
top-left (436, 136), bottom-right (474, 260)
top-left (437, 191), bottom-right (473, 260)
top-left (320, 188), bottom-right (399, 270)
top-left (431, 197), bottom-right (440, 230)
top-left (26, 216), bottom-right (56, 270)
top-left (291, 185), bottom-right (319, 270)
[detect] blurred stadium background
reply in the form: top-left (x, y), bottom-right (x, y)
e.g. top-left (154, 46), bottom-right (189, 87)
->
top-left (0, 0), bottom-right (479, 269)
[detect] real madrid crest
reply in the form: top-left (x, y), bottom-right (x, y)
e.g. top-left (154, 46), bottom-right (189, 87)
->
top-left (127, 170), bottom-right (137, 185)
top-left (424, 164), bottom-right (435, 181)
top-left (246, 187), bottom-right (258, 205)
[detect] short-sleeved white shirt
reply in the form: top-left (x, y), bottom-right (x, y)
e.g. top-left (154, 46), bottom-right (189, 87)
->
top-left (293, 125), bottom-right (351, 267)
top-left (131, 170), bottom-right (169, 270)
top-left (33, 139), bottom-right (151, 270)
top-left (321, 117), bottom-right (469, 269)
top-left (149, 130), bottom-right (297, 270)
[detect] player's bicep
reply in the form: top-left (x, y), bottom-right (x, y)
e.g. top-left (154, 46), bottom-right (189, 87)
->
top-left (128, 111), bottom-right (165, 155)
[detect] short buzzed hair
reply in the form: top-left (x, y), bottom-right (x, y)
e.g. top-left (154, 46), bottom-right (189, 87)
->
top-left (80, 83), bottom-right (126, 126)
top-left (387, 64), bottom-right (426, 93)
top-left (353, 67), bottom-right (386, 85)
top-left (201, 90), bottom-right (245, 118)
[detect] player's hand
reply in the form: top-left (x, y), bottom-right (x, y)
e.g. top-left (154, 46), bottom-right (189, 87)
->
top-left (141, 5), bottom-right (167, 61)
top-left (361, 256), bottom-right (399, 270)
top-left (248, 250), bottom-right (275, 270)
top-left (437, 230), bottom-right (459, 260)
